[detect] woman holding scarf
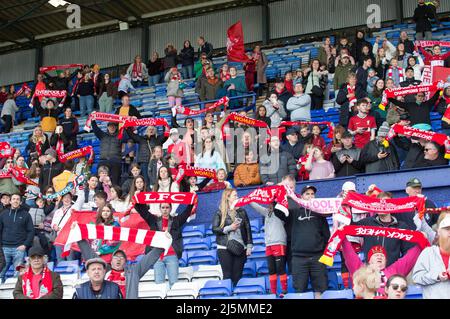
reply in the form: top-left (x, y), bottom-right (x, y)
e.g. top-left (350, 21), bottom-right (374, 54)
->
top-left (127, 55), bottom-right (148, 87)
top-left (25, 126), bottom-right (51, 164)
top-left (436, 83), bottom-right (450, 136)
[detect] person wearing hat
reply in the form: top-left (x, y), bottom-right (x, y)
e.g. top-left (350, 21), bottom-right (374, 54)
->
top-left (274, 183), bottom-right (330, 298)
top-left (38, 148), bottom-right (64, 191)
top-left (395, 178), bottom-right (439, 230)
top-left (331, 130), bottom-right (364, 177)
top-left (73, 257), bottom-right (122, 299)
top-left (360, 121), bottom-right (400, 173)
top-left (436, 82), bottom-right (450, 136)
top-left (281, 127), bottom-right (304, 160)
top-left (388, 84), bottom-right (443, 126)
top-left (13, 246), bottom-right (63, 299)
top-left (35, 98), bottom-right (64, 135)
top-left (272, 77), bottom-right (292, 119)
top-left (91, 112), bottom-right (123, 185)
top-left (286, 81), bottom-right (312, 122)
top-left (260, 136), bottom-right (297, 185)
top-left (413, 213), bottom-right (450, 299)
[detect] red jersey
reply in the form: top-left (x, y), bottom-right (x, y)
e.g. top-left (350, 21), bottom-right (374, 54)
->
top-left (348, 115), bottom-right (376, 149)
top-left (420, 47), bottom-right (450, 66)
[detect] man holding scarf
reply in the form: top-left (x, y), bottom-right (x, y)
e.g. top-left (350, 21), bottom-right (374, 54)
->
top-left (413, 213), bottom-right (450, 298)
top-left (13, 246), bottom-right (63, 299)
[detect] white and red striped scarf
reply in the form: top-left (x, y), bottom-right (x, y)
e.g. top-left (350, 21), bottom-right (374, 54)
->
top-left (175, 97), bottom-right (229, 116)
top-left (118, 118), bottom-right (170, 139)
top-left (63, 223), bottom-right (173, 257)
top-left (132, 63), bottom-right (143, 80)
top-left (22, 266), bottom-right (53, 299)
top-left (387, 67), bottom-right (404, 83)
top-left (29, 89), bottom-right (67, 108)
top-left (233, 185), bottom-right (288, 214)
top-left (59, 146), bottom-right (94, 164)
top-left (84, 112), bottom-right (130, 132)
top-left (39, 64), bottom-right (83, 74)
top-left (347, 84), bottom-right (357, 107)
top-left (14, 83), bottom-right (32, 98)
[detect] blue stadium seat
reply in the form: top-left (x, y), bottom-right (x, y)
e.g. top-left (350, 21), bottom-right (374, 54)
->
top-left (405, 285), bottom-right (423, 299)
top-left (242, 261), bottom-right (257, 278)
top-left (205, 224), bottom-right (213, 236)
top-left (179, 251), bottom-right (188, 267)
top-left (255, 260), bottom-right (269, 276)
top-left (187, 249), bottom-right (217, 265)
top-left (252, 233), bottom-right (265, 245)
top-left (321, 289), bottom-right (354, 299)
top-left (208, 235), bottom-right (217, 249)
top-left (247, 246), bottom-right (266, 262)
top-left (54, 260), bottom-right (80, 274)
top-left (198, 279), bottom-right (233, 298)
top-left (249, 219), bottom-right (262, 233)
top-left (182, 224), bottom-right (206, 239)
top-left (327, 270), bottom-right (340, 290)
top-left (283, 292), bottom-right (314, 299)
top-left (239, 294), bottom-right (276, 299)
top-left (183, 237), bottom-right (211, 251)
top-left (233, 277), bottom-right (266, 296)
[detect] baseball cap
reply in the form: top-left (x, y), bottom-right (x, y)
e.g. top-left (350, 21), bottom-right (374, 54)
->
top-left (406, 178), bottom-right (422, 188)
top-left (439, 215), bottom-right (450, 229)
top-left (286, 127), bottom-right (298, 136)
top-left (107, 122), bottom-right (118, 127)
top-left (342, 181), bottom-right (356, 192)
top-left (28, 246), bottom-right (46, 257)
top-left (301, 185), bottom-right (317, 195)
top-left (341, 130), bottom-right (353, 139)
top-left (170, 128), bottom-right (179, 135)
top-left (85, 257), bottom-right (107, 270)
top-left (112, 250), bottom-right (127, 261)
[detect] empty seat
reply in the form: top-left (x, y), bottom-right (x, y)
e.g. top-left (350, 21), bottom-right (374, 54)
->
top-left (166, 282), bottom-right (199, 299)
top-left (187, 249), bottom-right (217, 265)
top-left (242, 261), bottom-right (257, 278)
top-left (250, 219), bottom-right (262, 233)
top-left (284, 292), bottom-right (315, 299)
top-left (247, 246), bottom-right (266, 262)
top-left (138, 282), bottom-right (169, 299)
top-left (183, 237), bottom-right (211, 251)
top-left (198, 279), bottom-right (232, 298)
top-left (321, 289), bottom-right (354, 299)
top-left (192, 264), bottom-right (223, 281)
top-left (239, 294), bottom-right (276, 299)
top-left (60, 273), bottom-right (79, 286)
top-left (405, 285), bottom-right (423, 299)
top-left (182, 224), bottom-right (206, 239)
top-left (233, 277), bottom-right (266, 296)
top-left (255, 260), bottom-right (269, 276)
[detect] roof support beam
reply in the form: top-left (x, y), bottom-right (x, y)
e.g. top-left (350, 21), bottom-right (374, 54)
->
top-left (0, 0), bottom-right (48, 32)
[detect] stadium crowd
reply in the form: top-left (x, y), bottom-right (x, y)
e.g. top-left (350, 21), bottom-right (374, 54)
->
top-left (0, 0), bottom-right (449, 300)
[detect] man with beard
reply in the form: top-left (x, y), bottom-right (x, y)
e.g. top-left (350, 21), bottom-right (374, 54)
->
top-left (413, 213), bottom-right (450, 299)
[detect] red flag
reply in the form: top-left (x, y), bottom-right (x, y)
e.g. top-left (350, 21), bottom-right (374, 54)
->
top-left (227, 21), bottom-right (249, 63)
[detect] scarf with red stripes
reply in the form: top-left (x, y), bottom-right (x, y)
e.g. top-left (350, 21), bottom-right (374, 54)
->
top-left (319, 225), bottom-right (430, 266)
top-left (347, 84), bottom-right (357, 107)
top-left (0, 142), bottom-right (14, 158)
top-left (125, 192), bottom-right (198, 222)
top-left (22, 266), bottom-right (53, 299)
top-left (118, 118), bottom-right (170, 139)
top-left (29, 90), bottom-right (67, 108)
top-left (63, 223), bottom-right (173, 257)
top-left (39, 64), bottom-right (83, 73)
top-left (175, 165), bottom-right (217, 184)
top-left (415, 41), bottom-right (450, 48)
top-left (279, 121), bottom-right (334, 139)
top-left (175, 97), bottom-right (229, 116)
top-left (9, 168), bottom-right (39, 186)
top-left (106, 270), bottom-right (126, 298)
top-left (233, 185), bottom-right (288, 212)
top-left (441, 96), bottom-right (450, 125)
top-left (84, 112), bottom-right (130, 132)
top-left (221, 112), bottom-right (271, 142)
top-left (14, 83), bottom-right (32, 98)
top-left (58, 146), bottom-right (94, 164)
top-left (383, 123), bottom-right (450, 159)
top-left (36, 140), bottom-right (43, 156)
top-left (132, 63), bottom-right (143, 80)
top-left (387, 66), bottom-right (404, 82)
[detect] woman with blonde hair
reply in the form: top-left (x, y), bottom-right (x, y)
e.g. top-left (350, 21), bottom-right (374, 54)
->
top-left (25, 125), bottom-right (50, 164)
top-left (212, 188), bottom-right (253, 285)
top-left (352, 264), bottom-right (382, 299)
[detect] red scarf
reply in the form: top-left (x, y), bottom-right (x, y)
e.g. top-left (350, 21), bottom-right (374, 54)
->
top-left (56, 138), bottom-right (64, 157)
top-left (59, 146), bottom-right (94, 164)
top-left (14, 83), bottom-right (32, 98)
top-left (347, 84), bottom-right (357, 108)
top-left (380, 82), bottom-right (440, 110)
top-left (279, 121), bottom-right (334, 139)
top-left (383, 123), bottom-right (450, 159)
top-left (234, 185), bottom-right (287, 212)
top-left (175, 97), bottom-right (229, 116)
top-left (125, 192), bottom-right (198, 222)
top-left (106, 270), bottom-right (126, 298)
top-left (319, 225), bottom-right (430, 266)
top-left (426, 206), bottom-right (450, 214)
top-left (36, 140), bottom-right (43, 156)
top-left (220, 70), bottom-right (231, 82)
top-left (221, 112), bottom-right (271, 143)
top-left (39, 64), bottom-right (83, 73)
top-left (10, 168), bottom-right (39, 186)
top-left (335, 192), bottom-right (426, 225)
top-left (415, 41), bottom-right (450, 48)
top-left (29, 90), bottom-right (67, 108)
top-left (132, 63), bottom-right (143, 80)
top-left (22, 267), bottom-right (53, 299)
top-left (175, 165), bottom-right (217, 184)
top-left (0, 171), bottom-right (11, 179)
top-left (84, 112), bottom-right (130, 132)
top-left (0, 142), bottom-right (14, 158)
top-left (118, 118), bottom-right (170, 139)
top-left (387, 66), bottom-right (404, 82)
top-left (71, 79), bottom-right (80, 96)
top-left (441, 96), bottom-right (450, 125)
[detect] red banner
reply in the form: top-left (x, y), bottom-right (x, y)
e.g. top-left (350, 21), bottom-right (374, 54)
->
top-left (54, 211), bottom-right (150, 262)
top-left (59, 146), bottom-right (94, 164)
top-left (175, 97), bottom-right (229, 116)
top-left (9, 168), bottom-right (38, 186)
top-left (39, 64), bottom-right (84, 73)
top-left (221, 112), bottom-right (271, 142)
top-left (118, 118), bottom-right (170, 139)
top-left (176, 165), bottom-right (218, 184)
top-left (234, 185), bottom-right (286, 208)
top-left (319, 225), bottom-right (430, 266)
top-left (415, 41), bottom-right (450, 48)
top-left (14, 83), bottom-right (32, 98)
top-left (227, 21), bottom-right (249, 63)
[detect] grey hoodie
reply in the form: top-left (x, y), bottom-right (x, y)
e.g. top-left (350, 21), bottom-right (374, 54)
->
top-left (249, 202), bottom-right (286, 246)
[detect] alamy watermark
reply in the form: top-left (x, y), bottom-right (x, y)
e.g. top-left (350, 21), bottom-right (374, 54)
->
top-left (66, 4), bottom-right (81, 29)
top-left (367, 4), bottom-right (381, 29)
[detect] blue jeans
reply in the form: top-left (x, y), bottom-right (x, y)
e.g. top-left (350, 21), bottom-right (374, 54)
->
top-left (131, 80), bottom-right (142, 88)
top-left (181, 65), bottom-right (194, 79)
top-left (79, 95), bottom-right (94, 117)
top-left (154, 255), bottom-right (179, 287)
top-left (1, 247), bottom-right (26, 282)
top-left (148, 75), bottom-right (160, 87)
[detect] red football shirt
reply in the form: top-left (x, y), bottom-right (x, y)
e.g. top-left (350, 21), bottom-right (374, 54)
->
top-left (348, 115), bottom-right (376, 149)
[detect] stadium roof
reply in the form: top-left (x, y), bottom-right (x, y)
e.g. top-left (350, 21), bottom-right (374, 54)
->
top-left (0, 0), bottom-right (264, 53)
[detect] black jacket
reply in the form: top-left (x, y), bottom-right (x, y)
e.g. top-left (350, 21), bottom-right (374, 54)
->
top-left (360, 139), bottom-right (399, 173)
top-left (76, 80), bottom-right (94, 96)
top-left (136, 204), bottom-right (193, 259)
top-left (259, 150), bottom-right (297, 184)
top-left (436, 96), bottom-right (450, 129)
top-left (179, 47), bottom-right (195, 66)
top-left (355, 66), bottom-right (369, 91)
top-left (281, 141), bottom-right (304, 161)
top-left (147, 59), bottom-right (163, 76)
top-left (402, 142), bottom-right (426, 170)
top-left (395, 199), bottom-right (438, 230)
top-left (212, 208), bottom-right (252, 251)
top-left (413, 4), bottom-right (436, 32)
top-left (127, 129), bottom-right (167, 163)
top-left (352, 34), bottom-right (373, 65)
top-left (163, 49), bottom-right (178, 70)
top-left (388, 90), bottom-right (441, 126)
top-left (147, 158), bottom-right (167, 187)
top-left (25, 135), bottom-right (51, 160)
top-left (274, 198), bottom-right (330, 257)
top-left (58, 117), bottom-right (79, 151)
top-left (413, 155), bottom-right (449, 168)
top-left (354, 215), bottom-right (415, 267)
top-left (198, 42), bottom-right (214, 60)
top-left (398, 38), bottom-right (415, 54)
top-left (331, 146), bottom-right (364, 177)
top-left (92, 120), bottom-right (122, 162)
top-left (0, 206), bottom-right (34, 248)
top-left (39, 160), bottom-right (64, 191)
top-left (336, 83), bottom-right (367, 127)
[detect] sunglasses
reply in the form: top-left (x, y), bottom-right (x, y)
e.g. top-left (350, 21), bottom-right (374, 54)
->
top-left (6, 161), bottom-right (12, 163)
top-left (390, 284), bottom-right (407, 292)
top-left (424, 148), bottom-right (434, 152)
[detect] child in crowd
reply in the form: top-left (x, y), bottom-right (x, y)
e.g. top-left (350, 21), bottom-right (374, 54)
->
top-left (118, 72), bottom-right (135, 99)
top-left (284, 71), bottom-right (294, 95)
top-left (367, 68), bottom-right (379, 95)
top-left (311, 125), bottom-right (326, 151)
